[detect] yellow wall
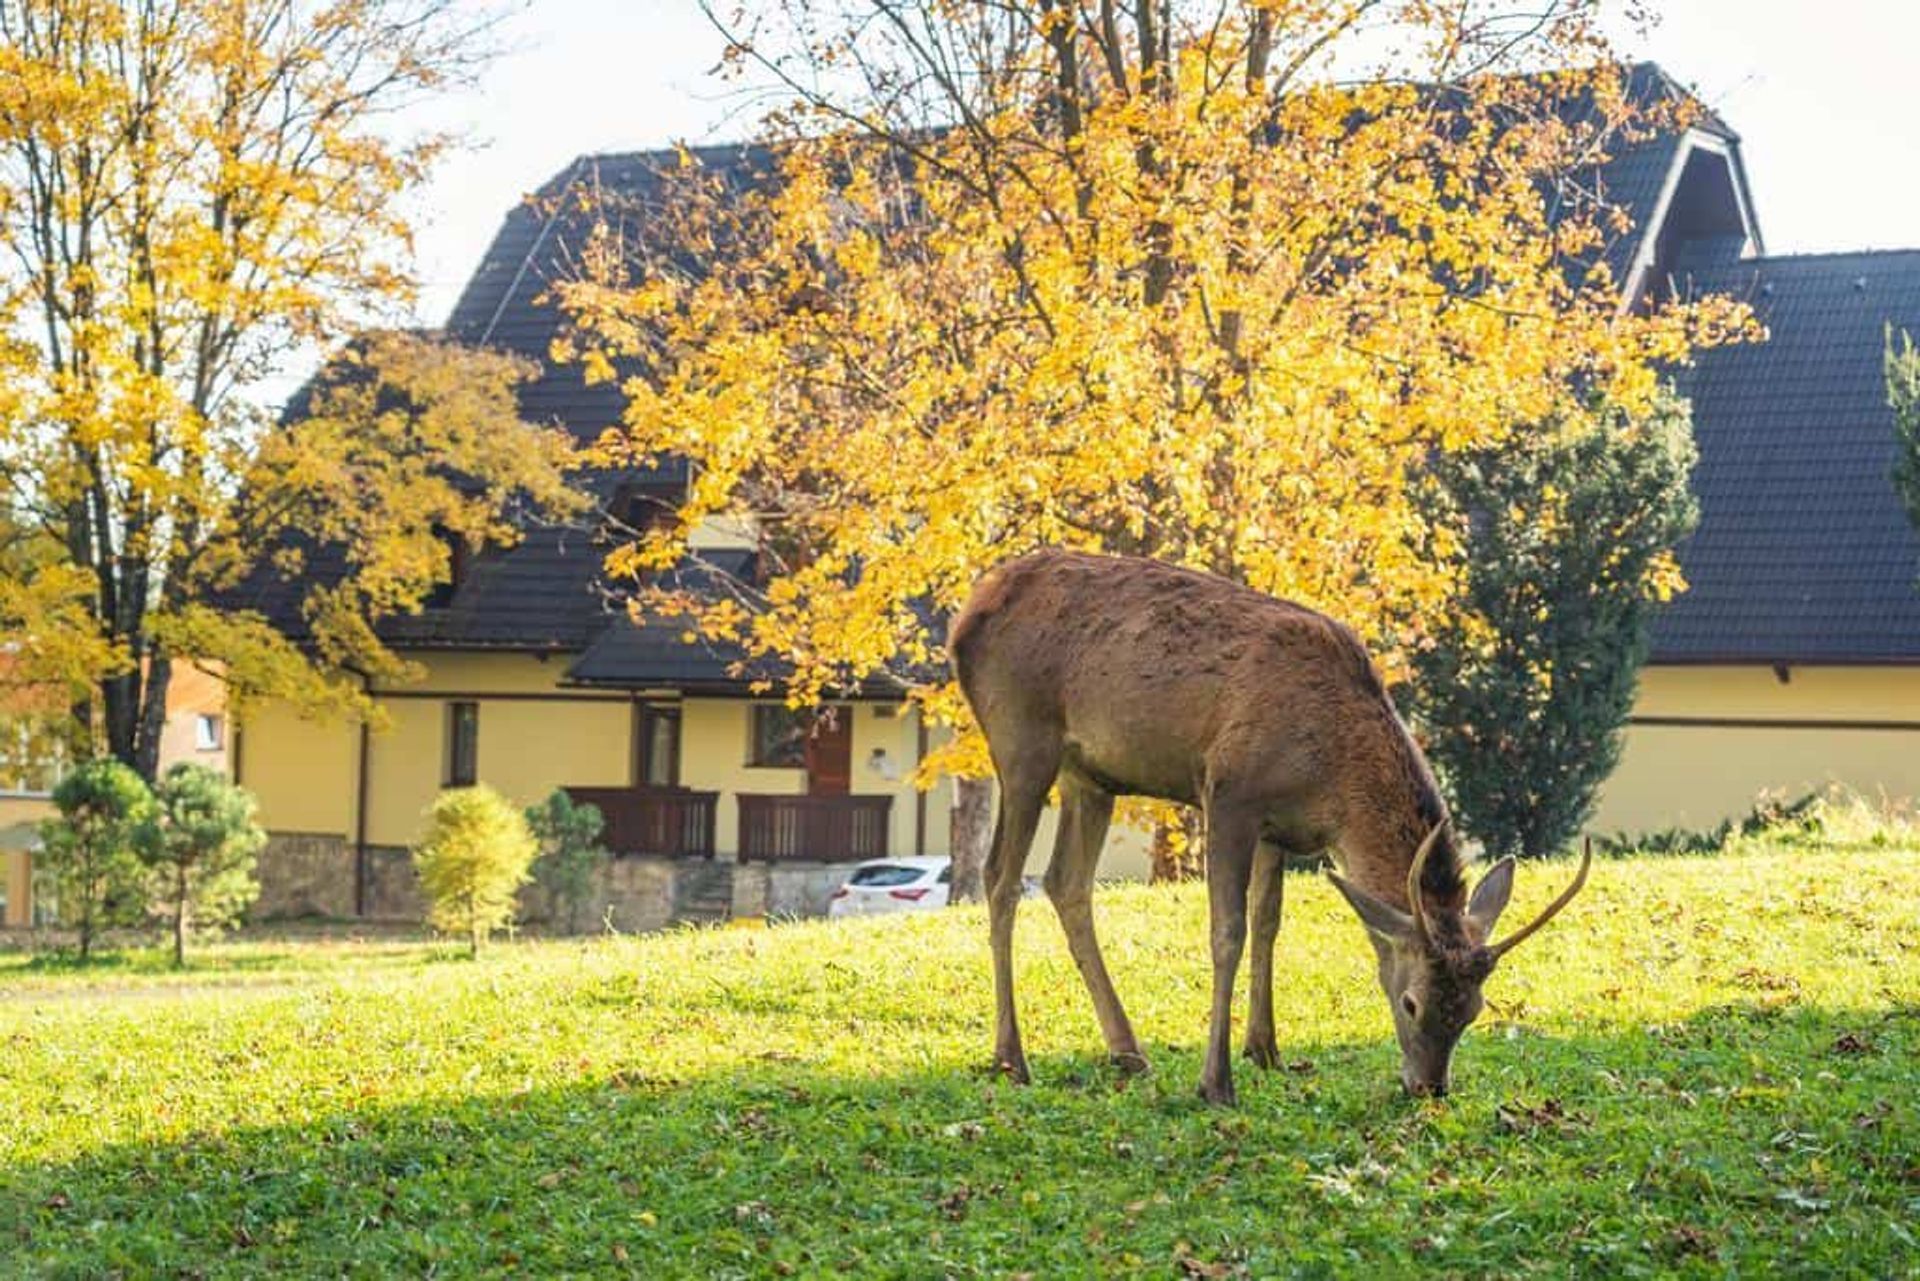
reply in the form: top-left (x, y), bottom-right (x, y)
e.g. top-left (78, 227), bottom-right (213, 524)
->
top-left (390, 652), bottom-right (588, 696)
top-left (240, 657), bottom-right (952, 860)
top-left (217, 655), bottom-right (1920, 889)
top-left (680, 699), bottom-right (804, 854)
top-left (679, 699), bottom-right (947, 858)
top-left (688, 513), bottom-right (759, 552)
top-left (1592, 665), bottom-right (1920, 837)
top-left (239, 653), bottom-right (634, 848)
top-left (849, 702), bottom-right (934, 858)
top-left (1, 794), bottom-right (50, 927)
top-left (239, 700), bottom-right (358, 836)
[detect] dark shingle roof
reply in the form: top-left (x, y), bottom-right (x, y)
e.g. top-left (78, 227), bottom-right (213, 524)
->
top-left (443, 146), bottom-right (776, 446)
top-left (216, 481), bottom-right (625, 653)
top-left (563, 551), bottom-right (767, 687)
top-left (246, 63), bottom-right (1843, 675)
top-left (565, 615), bottom-right (759, 688)
top-left (1651, 250), bottom-right (1920, 663)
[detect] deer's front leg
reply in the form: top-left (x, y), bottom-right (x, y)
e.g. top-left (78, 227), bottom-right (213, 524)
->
top-left (1199, 798), bottom-right (1260, 1106)
top-left (1243, 841), bottom-right (1284, 1069)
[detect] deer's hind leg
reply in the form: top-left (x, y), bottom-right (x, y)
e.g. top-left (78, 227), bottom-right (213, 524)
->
top-left (985, 737), bottom-right (1059, 1085)
top-left (1044, 773), bottom-right (1146, 1075)
top-left (1198, 793), bottom-right (1261, 1106)
top-left (1243, 841), bottom-right (1285, 1069)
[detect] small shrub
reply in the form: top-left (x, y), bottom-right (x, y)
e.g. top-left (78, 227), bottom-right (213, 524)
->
top-left (525, 790), bottom-right (609, 934)
top-left (413, 785), bottom-right (537, 957)
top-left (1725, 787), bottom-right (1919, 854)
top-left (37, 759), bottom-right (158, 960)
top-left (145, 764), bottom-right (267, 967)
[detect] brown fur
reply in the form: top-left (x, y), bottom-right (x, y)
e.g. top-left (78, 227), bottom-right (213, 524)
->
top-left (953, 549), bottom-right (1571, 1103)
top-left (953, 550), bottom-right (1463, 901)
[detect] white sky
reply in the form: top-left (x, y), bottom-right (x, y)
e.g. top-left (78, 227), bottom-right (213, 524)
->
top-left (402, 1), bottom-right (1920, 327)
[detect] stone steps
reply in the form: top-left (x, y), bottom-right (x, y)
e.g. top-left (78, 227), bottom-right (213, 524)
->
top-left (672, 861), bottom-right (736, 924)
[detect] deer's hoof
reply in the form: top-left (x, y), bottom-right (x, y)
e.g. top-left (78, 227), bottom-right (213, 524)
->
top-left (1242, 1038), bottom-right (1280, 1070)
top-left (1196, 1079), bottom-right (1238, 1108)
top-left (993, 1055), bottom-right (1031, 1085)
top-left (1109, 1051), bottom-right (1151, 1077)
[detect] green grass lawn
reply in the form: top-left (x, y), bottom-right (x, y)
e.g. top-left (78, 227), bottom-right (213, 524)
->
top-left (3, 845), bottom-right (1917, 1278)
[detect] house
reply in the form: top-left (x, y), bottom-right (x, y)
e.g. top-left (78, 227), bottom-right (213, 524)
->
top-left (220, 64), bottom-right (1920, 922)
top-left (0, 662), bottom-right (228, 928)
top-left (221, 147), bottom-right (970, 923)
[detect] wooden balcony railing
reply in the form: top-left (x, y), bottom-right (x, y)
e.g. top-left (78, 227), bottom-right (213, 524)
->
top-left (564, 786), bottom-right (719, 859)
top-left (738, 793), bottom-right (893, 863)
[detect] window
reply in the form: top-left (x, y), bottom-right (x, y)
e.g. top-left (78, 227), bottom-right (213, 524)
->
top-left (194, 714), bottom-right (224, 752)
top-left (848, 864), bottom-right (928, 888)
top-left (637, 704), bottom-right (681, 788)
top-left (748, 704), bottom-right (808, 768)
top-left (0, 718), bottom-right (64, 795)
top-left (445, 701), bottom-right (479, 786)
top-left (605, 482), bottom-right (683, 539)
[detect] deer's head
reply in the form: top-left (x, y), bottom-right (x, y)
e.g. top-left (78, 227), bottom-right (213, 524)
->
top-left (1329, 824), bottom-right (1591, 1098)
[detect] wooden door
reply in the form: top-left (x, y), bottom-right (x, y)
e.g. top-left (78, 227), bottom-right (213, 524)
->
top-left (805, 707), bottom-right (852, 795)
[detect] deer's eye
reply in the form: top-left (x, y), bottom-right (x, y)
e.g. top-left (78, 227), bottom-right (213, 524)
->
top-left (1401, 992), bottom-right (1421, 1021)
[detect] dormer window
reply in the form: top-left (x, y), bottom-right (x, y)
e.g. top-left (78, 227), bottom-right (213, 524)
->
top-left (605, 481), bottom-right (683, 540)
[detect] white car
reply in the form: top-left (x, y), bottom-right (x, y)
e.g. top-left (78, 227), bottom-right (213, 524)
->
top-left (827, 857), bottom-right (1042, 917)
top-left (828, 856), bottom-right (953, 917)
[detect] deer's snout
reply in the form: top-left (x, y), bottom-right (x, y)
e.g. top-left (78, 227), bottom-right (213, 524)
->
top-left (1402, 1069), bottom-right (1450, 1099)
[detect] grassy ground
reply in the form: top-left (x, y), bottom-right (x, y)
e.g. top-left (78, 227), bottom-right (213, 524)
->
top-left (3, 845), bottom-right (1916, 1278)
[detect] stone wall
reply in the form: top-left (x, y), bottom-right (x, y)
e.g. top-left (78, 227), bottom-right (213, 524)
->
top-left (361, 846), bottom-right (422, 923)
top-left (255, 832), bottom-right (846, 932)
top-left (731, 861), bottom-right (855, 920)
top-left (518, 856), bottom-right (677, 935)
top-left (253, 833), bottom-right (355, 920)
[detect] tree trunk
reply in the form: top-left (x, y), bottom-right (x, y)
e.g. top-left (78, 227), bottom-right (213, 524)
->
top-left (101, 668), bottom-right (145, 775)
top-left (1149, 807), bottom-right (1204, 884)
top-left (96, 640), bottom-right (172, 780)
top-left (136, 653), bottom-right (173, 782)
top-left (948, 775), bottom-right (994, 903)
top-left (77, 857), bottom-right (95, 960)
top-left (173, 869), bottom-right (189, 968)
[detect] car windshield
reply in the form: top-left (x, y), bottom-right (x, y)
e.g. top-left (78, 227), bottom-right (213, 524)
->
top-left (848, 864), bottom-right (928, 888)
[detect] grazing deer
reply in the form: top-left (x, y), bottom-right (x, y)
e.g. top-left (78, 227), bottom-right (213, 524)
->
top-left (950, 550), bottom-right (1589, 1104)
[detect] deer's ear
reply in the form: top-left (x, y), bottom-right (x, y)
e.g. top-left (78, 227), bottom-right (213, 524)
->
top-left (1467, 856), bottom-right (1516, 934)
top-left (1327, 872), bottom-right (1416, 943)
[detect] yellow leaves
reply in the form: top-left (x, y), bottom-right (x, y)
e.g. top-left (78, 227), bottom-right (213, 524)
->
top-left (215, 331), bottom-right (579, 693)
top-left (149, 605), bottom-right (380, 725)
top-left (1644, 551), bottom-right (1688, 605)
top-left (0, 564), bottom-right (127, 698)
top-left (1, 0), bottom-right (503, 744)
top-left (556, 12), bottom-right (1752, 773)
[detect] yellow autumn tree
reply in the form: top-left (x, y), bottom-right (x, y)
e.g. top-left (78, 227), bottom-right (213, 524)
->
top-left (0, 0), bottom-right (575, 775)
top-left (560, 1), bottom-right (1753, 892)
